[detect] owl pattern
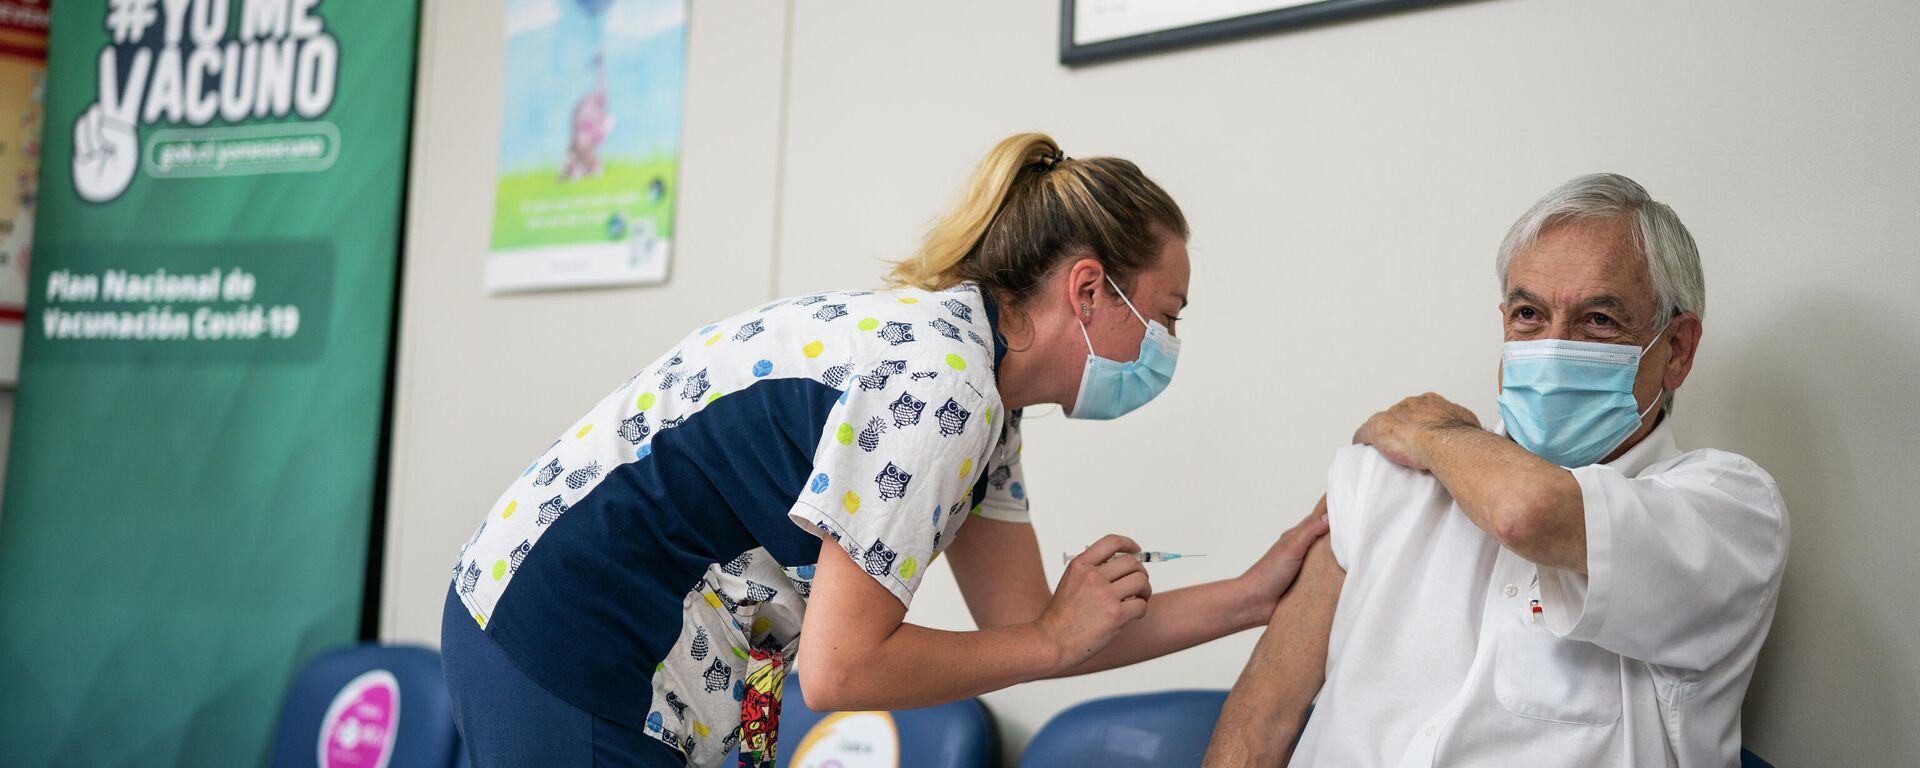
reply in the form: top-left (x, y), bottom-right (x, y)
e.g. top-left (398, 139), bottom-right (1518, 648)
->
top-left (862, 540), bottom-right (898, 577)
top-left (537, 495), bottom-right (569, 525)
top-left (656, 352), bottom-right (684, 374)
top-left (665, 690), bottom-right (690, 721)
top-left (910, 371), bottom-right (939, 381)
top-left (942, 299), bottom-right (973, 322)
top-left (935, 398), bottom-right (971, 437)
top-left (702, 657), bottom-right (732, 693)
top-left (989, 465), bottom-right (1012, 489)
top-left (660, 415), bottom-right (687, 431)
top-left (877, 321), bottom-right (915, 345)
top-left (508, 540), bottom-right (531, 573)
top-left (967, 330), bottom-right (988, 348)
top-left (876, 462), bottom-right (912, 501)
top-left (458, 562), bottom-right (480, 595)
top-left (794, 294), bottom-right (828, 306)
top-left (534, 459), bottom-right (564, 487)
top-left (928, 318), bottom-right (962, 342)
top-left (619, 412), bottom-right (652, 443)
top-left (734, 320), bottom-right (766, 342)
top-left (812, 304), bottom-right (848, 322)
top-left (681, 369), bottom-right (710, 401)
top-left (889, 392), bottom-right (925, 427)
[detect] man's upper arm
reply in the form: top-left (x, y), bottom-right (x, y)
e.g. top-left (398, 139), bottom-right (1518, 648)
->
top-left (1207, 534), bottom-right (1344, 767)
top-left (1325, 445), bottom-right (1380, 572)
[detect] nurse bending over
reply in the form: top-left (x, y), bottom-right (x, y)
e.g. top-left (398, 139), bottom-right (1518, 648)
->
top-left (441, 132), bottom-right (1327, 768)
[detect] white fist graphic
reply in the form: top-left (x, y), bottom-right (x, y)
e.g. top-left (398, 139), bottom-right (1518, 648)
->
top-left (72, 104), bottom-right (138, 203)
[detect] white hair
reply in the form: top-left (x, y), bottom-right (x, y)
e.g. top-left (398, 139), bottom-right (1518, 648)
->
top-left (1496, 173), bottom-right (1705, 411)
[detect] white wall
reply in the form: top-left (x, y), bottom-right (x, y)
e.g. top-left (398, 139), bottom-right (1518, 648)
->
top-left (386, 1), bottom-right (1920, 765)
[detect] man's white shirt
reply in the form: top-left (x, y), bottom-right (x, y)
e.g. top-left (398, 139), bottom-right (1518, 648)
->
top-left (1293, 419), bottom-right (1788, 767)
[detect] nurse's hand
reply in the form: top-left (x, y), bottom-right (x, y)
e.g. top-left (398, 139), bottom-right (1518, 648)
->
top-left (1238, 500), bottom-right (1330, 610)
top-left (1353, 392), bottom-right (1481, 470)
top-left (1037, 534), bottom-right (1153, 669)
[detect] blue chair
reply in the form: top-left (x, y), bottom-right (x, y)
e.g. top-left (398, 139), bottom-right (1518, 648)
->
top-left (726, 675), bottom-right (994, 767)
top-left (1021, 688), bottom-right (1779, 768)
top-left (269, 643), bottom-right (461, 768)
top-left (1019, 689), bottom-right (1226, 767)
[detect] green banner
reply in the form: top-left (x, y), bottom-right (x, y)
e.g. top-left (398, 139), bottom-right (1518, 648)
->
top-left (0, 1), bottom-right (418, 764)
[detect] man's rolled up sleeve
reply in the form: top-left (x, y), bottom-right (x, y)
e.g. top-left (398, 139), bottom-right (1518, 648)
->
top-left (1537, 452), bottom-right (1789, 671)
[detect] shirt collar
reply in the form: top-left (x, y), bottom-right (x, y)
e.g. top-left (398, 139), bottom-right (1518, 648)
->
top-left (974, 284), bottom-right (1009, 380)
top-left (1490, 415), bottom-right (1679, 477)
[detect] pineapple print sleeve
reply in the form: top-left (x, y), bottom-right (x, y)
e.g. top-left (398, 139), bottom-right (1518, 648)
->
top-left (787, 356), bottom-right (997, 609)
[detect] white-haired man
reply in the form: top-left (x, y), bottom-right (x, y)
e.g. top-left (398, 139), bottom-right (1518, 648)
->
top-left (1205, 174), bottom-right (1789, 767)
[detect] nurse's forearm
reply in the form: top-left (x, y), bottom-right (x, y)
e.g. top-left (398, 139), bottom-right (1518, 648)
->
top-left (1418, 423), bottom-right (1588, 572)
top-left (802, 620), bottom-right (1064, 711)
top-left (800, 542), bottom-right (1072, 712)
top-left (1047, 577), bottom-right (1271, 678)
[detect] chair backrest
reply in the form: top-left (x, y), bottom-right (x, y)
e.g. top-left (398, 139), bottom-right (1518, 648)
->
top-left (269, 643), bottom-right (460, 768)
top-left (1021, 689), bottom-right (1779, 768)
top-left (725, 675), bottom-right (994, 767)
top-left (1018, 689), bottom-right (1227, 768)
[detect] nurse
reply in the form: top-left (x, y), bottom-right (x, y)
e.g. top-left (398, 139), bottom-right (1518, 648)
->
top-left (441, 133), bottom-right (1328, 767)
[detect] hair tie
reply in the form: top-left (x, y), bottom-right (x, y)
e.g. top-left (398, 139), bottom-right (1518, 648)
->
top-left (1036, 150), bottom-right (1069, 172)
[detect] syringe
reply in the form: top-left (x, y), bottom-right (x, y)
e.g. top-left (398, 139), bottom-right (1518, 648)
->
top-left (1061, 551), bottom-right (1207, 565)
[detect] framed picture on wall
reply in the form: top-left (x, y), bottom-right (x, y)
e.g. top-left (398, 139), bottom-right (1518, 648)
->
top-left (1061, 0), bottom-right (1457, 66)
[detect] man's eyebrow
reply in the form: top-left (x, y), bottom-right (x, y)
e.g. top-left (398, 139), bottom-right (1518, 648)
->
top-left (1576, 293), bottom-right (1637, 321)
top-left (1505, 288), bottom-right (1544, 306)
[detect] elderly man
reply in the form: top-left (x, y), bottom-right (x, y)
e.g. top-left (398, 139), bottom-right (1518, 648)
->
top-left (1205, 174), bottom-right (1789, 767)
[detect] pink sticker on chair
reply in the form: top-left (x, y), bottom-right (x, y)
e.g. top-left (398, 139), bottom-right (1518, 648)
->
top-left (318, 669), bottom-right (400, 768)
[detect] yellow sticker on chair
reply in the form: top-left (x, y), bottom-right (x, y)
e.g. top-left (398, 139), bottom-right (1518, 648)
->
top-left (788, 711), bottom-right (901, 767)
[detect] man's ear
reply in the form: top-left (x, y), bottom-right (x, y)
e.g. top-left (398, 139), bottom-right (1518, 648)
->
top-left (1663, 312), bottom-right (1703, 393)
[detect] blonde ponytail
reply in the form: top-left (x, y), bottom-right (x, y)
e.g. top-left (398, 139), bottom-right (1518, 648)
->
top-left (889, 133), bottom-right (1063, 290)
top-left (886, 132), bottom-right (1187, 306)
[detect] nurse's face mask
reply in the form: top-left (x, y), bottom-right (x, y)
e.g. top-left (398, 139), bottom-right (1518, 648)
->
top-left (1066, 275), bottom-right (1180, 420)
top-left (1497, 329), bottom-right (1667, 468)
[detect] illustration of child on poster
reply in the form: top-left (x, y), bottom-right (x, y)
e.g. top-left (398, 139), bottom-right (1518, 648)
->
top-left (487, 0), bottom-right (684, 292)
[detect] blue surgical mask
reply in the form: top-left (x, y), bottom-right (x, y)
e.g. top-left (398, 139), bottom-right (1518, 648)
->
top-left (1497, 336), bottom-right (1664, 468)
top-left (1066, 276), bottom-right (1180, 420)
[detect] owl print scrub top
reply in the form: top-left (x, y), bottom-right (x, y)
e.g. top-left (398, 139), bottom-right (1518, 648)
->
top-left (450, 282), bottom-right (1031, 765)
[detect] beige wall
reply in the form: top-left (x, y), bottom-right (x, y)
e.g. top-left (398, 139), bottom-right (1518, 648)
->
top-left (386, 1), bottom-right (1920, 764)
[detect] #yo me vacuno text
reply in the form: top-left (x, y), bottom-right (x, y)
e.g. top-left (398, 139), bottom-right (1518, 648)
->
top-left (74, 0), bottom-right (342, 203)
top-left (41, 268), bottom-right (301, 341)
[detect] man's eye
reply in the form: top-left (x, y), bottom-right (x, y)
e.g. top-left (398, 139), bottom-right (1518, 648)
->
top-left (1589, 313), bottom-right (1615, 327)
top-left (1513, 307), bottom-right (1540, 322)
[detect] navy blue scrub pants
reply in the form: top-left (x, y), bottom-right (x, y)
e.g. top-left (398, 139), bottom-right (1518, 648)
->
top-left (441, 587), bottom-right (687, 767)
